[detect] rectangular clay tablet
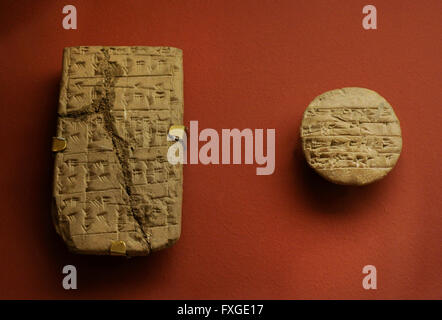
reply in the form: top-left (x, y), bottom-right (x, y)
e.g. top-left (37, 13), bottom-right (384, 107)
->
top-left (52, 46), bottom-right (183, 256)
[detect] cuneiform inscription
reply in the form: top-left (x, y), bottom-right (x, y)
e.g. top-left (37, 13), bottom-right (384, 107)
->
top-left (53, 46), bottom-right (183, 254)
top-left (301, 105), bottom-right (401, 170)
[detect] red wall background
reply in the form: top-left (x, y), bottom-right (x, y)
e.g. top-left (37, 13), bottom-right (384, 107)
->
top-left (0, 0), bottom-right (440, 299)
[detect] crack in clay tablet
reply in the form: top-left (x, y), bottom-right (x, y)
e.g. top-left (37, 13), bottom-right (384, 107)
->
top-left (52, 46), bottom-right (183, 256)
top-left (300, 87), bottom-right (402, 186)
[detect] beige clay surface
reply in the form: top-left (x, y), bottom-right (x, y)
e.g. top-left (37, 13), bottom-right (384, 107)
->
top-left (52, 46), bottom-right (183, 255)
top-left (301, 87), bottom-right (402, 185)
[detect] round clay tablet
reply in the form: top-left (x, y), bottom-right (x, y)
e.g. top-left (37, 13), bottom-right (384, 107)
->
top-left (300, 87), bottom-right (402, 185)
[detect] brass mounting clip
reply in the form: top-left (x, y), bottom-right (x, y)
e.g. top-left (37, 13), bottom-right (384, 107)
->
top-left (110, 240), bottom-right (127, 256)
top-left (52, 137), bottom-right (67, 152)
